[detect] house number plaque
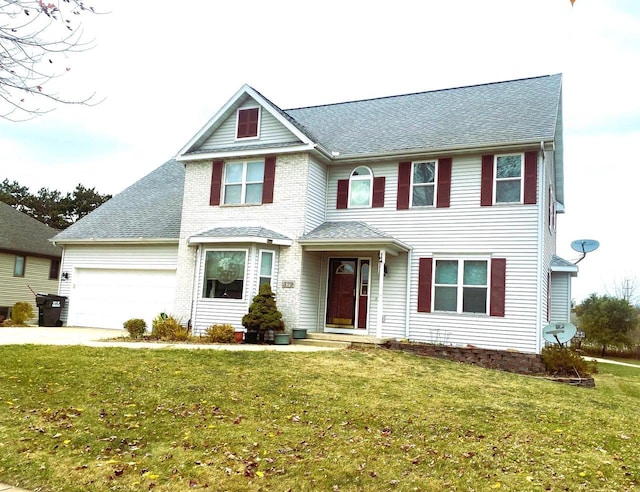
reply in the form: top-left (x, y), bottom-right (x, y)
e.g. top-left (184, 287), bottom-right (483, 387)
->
top-left (282, 280), bottom-right (295, 288)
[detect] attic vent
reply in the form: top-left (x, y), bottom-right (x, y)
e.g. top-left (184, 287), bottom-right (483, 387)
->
top-left (237, 107), bottom-right (260, 139)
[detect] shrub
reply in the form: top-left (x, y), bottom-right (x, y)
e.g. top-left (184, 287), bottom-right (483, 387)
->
top-left (242, 283), bottom-right (284, 333)
top-left (204, 323), bottom-right (236, 343)
top-left (123, 318), bottom-right (147, 338)
top-left (151, 313), bottom-right (190, 341)
top-left (541, 344), bottom-right (598, 377)
top-left (11, 302), bottom-right (34, 325)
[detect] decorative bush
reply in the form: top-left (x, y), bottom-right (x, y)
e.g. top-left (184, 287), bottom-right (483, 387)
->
top-left (242, 283), bottom-right (284, 333)
top-left (151, 313), bottom-right (190, 341)
top-left (204, 323), bottom-right (236, 343)
top-left (541, 344), bottom-right (598, 377)
top-left (123, 318), bottom-right (147, 338)
top-left (11, 302), bottom-right (34, 326)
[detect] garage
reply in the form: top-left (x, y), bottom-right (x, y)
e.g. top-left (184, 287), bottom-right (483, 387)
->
top-left (67, 268), bottom-right (177, 329)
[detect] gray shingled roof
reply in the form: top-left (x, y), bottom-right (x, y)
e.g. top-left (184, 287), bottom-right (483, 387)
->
top-left (300, 221), bottom-right (395, 240)
top-left (286, 74), bottom-right (562, 156)
top-left (191, 226), bottom-right (291, 242)
top-left (0, 201), bottom-right (61, 257)
top-left (551, 254), bottom-right (578, 274)
top-left (52, 160), bottom-right (184, 242)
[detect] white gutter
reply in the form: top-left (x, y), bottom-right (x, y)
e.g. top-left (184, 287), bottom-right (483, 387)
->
top-left (404, 248), bottom-right (413, 340)
top-left (51, 238), bottom-right (179, 246)
top-left (535, 149), bottom-right (544, 352)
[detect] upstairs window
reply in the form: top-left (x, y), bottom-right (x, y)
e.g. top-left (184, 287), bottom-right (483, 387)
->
top-left (14, 255), bottom-right (25, 277)
top-left (411, 161), bottom-right (436, 206)
top-left (224, 160), bottom-right (265, 205)
top-left (495, 154), bottom-right (523, 203)
top-left (236, 107), bottom-right (260, 139)
top-left (349, 166), bottom-right (373, 207)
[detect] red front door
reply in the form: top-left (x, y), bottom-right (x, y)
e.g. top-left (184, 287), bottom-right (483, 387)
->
top-left (326, 258), bottom-right (357, 326)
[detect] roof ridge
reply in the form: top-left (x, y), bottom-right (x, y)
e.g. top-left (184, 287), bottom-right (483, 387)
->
top-left (285, 74), bottom-right (561, 111)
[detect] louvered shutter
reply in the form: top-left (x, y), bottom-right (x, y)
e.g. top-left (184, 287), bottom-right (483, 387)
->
top-left (436, 158), bottom-right (452, 208)
top-left (418, 257), bottom-right (433, 313)
top-left (210, 160), bottom-right (224, 206)
top-left (262, 155), bottom-right (276, 204)
top-left (372, 176), bottom-right (386, 208)
top-left (523, 151), bottom-right (538, 205)
top-left (490, 258), bottom-right (506, 317)
top-left (396, 161), bottom-right (411, 209)
top-left (481, 155), bottom-right (494, 206)
top-left (336, 179), bottom-right (349, 209)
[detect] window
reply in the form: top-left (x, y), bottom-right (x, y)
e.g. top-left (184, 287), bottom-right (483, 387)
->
top-left (202, 250), bottom-right (247, 299)
top-left (434, 259), bottom-right (488, 314)
top-left (14, 255), bottom-right (25, 277)
top-left (224, 160), bottom-right (265, 205)
top-left (411, 161), bottom-right (436, 206)
top-left (495, 154), bottom-right (523, 203)
top-left (49, 259), bottom-right (60, 280)
top-left (349, 166), bottom-right (373, 207)
top-left (259, 251), bottom-right (274, 287)
top-left (236, 107), bottom-right (260, 139)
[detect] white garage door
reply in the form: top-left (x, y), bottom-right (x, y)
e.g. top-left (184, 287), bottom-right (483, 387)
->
top-left (68, 268), bottom-right (176, 329)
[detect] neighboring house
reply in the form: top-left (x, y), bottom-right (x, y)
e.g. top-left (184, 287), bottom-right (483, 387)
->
top-left (0, 201), bottom-right (62, 321)
top-left (52, 74), bottom-right (577, 353)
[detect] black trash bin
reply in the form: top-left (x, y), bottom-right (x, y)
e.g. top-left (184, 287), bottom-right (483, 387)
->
top-left (36, 294), bottom-right (67, 327)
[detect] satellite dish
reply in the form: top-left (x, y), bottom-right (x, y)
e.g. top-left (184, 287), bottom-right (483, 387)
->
top-left (570, 239), bottom-right (600, 264)
top-left (571, 239), bottom-right (600, 253)
top-left (542, 322), bottom-right (577, 345)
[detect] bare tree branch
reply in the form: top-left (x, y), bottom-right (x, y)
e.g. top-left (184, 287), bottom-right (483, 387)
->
top-left (0, 0), bottom-right (101, 120)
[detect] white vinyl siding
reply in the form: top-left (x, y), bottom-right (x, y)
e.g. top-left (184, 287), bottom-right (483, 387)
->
top-left (299, 250), bottom-right (323, 332)
top-left (327, 154), bottom-right (541, 352)
top-left (200, 99), bottom-right (301, 151)
top-left (549, 272), bottom-right (571, 322)
top-left (304, 158), bottom-right (327, 232)
top-left (57, 244), bottom-right (178, 329)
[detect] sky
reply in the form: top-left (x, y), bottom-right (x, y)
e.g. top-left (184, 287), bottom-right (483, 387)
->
top-left (1, 0), bottom-right (639, 304)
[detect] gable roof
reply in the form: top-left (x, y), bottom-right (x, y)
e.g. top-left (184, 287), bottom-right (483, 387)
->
top-left (286, 74), bottom-right (562, 158)
top-left (0, 201), bottom-right (61, 258)
top-left (52, 160), bottom-right (185, 243)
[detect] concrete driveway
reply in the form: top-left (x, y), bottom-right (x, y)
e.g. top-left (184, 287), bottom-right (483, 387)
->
top-left (0, 326), bottom-right (337, 352)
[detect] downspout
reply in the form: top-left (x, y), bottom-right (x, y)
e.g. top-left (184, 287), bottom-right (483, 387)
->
top-left (404, 248), bottom-right (412, 340)
top-left (190, 245), bottom-right (202, 333)
top-left (376, 250), bottom-right (386, 338)
top-left (535, 143), bottom-right (545, 352)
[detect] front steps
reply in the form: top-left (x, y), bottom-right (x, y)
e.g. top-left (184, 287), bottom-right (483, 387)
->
top-left (292, 332), bottom-right (391, 349)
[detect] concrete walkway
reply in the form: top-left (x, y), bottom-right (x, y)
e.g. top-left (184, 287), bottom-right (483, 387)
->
top-left (0, 326), bottom-right (339, 352)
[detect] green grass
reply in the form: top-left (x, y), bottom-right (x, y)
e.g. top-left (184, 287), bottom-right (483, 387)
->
top-left (0, 346), bottom-right (639, 491)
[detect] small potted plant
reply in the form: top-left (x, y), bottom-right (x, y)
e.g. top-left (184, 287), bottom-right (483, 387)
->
top-left (242, 283), bottom-right (285, 344)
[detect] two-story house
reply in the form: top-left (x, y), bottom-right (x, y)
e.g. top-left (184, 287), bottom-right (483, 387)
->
top-left (52, 74), bottom-right (577, 353)
top-left (0, 201), bottom-right (62, 322)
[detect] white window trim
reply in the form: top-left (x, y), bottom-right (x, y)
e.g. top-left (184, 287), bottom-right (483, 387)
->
top-left (235, 106), bottom-right (261, 141)
top-left (258, 249), bottom-right (275, 291)
top-left (222, 159), bottom-right (265, 205)
top-left (348, 166), bottom-right (373, 208)
top-left (494, 153), bottom-right (524, 204)
top-left (410, 160), bottom-right (438, 207)
top-left (202, 248), bottom-right (249, 300)
top-left (432, 256), bottom-right (490, 315)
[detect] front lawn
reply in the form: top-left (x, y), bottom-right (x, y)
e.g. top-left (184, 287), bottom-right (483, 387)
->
top-left (0, 346), bottom-right (638, 491)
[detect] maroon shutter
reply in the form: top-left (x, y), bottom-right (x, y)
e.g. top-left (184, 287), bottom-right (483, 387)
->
top-left (397, 161), bottom-right (411, 209)
top-left (524, 151), bottom-right (538, 205)
top-left (436, 157), bottom-right (452, 208)
top-left (210, 160), bottom-right (224, 206)
top-left (418, 257), bottom-right (433, 313)
top-left (262, 155), bottom-right (276, 204)
top-left (481, 155), bottom-right (494, 206)
top-left (336, 179), bottom-right (349, 209)
top-left (237, 108), bottom-right (259, 138)
top-left (372, 176), bottom-right (386, 208)
top-left (490, 258), bottom-right (506, 317)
